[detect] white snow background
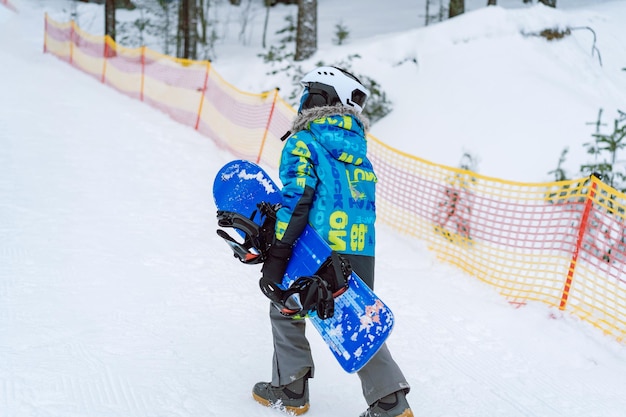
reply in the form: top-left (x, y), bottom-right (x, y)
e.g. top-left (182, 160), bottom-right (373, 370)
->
top-left (2, 1), bottom-right (626, 416)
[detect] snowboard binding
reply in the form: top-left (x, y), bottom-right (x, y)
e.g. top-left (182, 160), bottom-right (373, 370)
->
top-left (277, 252), bottom-right (351, 320)
top-left (216, 201), bottom-right (279, 264)
top-left (217, 202), bottom-right (351, 320)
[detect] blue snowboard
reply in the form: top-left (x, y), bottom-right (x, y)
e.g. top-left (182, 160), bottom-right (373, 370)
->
top-left (213, 160), bottom-right (394, 373)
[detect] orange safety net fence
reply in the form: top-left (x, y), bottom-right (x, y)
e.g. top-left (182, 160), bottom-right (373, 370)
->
top-left (370, 142), bottom-right (626, 341)
top-left (43, 15), bottom-right (292, 165)
top-left (44, 15), bottom-right (626, 343)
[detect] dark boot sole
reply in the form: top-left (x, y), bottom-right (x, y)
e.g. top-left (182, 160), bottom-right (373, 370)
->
top-left (252, 391), bottom-right (310, 415)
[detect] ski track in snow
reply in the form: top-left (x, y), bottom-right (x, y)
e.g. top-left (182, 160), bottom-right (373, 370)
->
top-left (2, 1), bottom-right (626, 417)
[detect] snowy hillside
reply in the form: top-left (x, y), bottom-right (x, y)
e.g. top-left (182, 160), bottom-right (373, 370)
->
top-left (2, 1), bottom-right (626, 417)
top-left (33, 0), bottom-right (626, 180)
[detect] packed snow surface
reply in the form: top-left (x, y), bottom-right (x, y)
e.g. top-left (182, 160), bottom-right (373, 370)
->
top-left (2, 1), bottom-right (626, 416)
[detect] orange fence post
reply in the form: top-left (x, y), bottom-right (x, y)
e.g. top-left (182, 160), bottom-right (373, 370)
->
top-left (195, 61), bottom-right (211, 130)
top-left (43, 13), bottom-right (48, 53)
top-left (559, 176), bottom-right (598, 310)
top-left (256, 88), bottom-right (279, 164)
top-left (140, 46), bottom-right (146, 101)
top-left (69, 20), bottom-right (75, 66)
top-left (101, 36), bottom-right (109, 83)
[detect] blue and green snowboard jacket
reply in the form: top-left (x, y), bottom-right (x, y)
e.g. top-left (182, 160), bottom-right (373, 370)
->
top-left (275, 104), bottom-right (377, 257)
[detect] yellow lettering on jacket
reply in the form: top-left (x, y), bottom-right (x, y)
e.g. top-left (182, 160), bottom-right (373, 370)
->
top-left (292, 140), bottom-right (311, 158)
top-left (342, 115), bottom-right (352, 130)
top-left (339, 153), bottom-right (354, 164)
top-left (328, 210), bottom-right (348, 251)
top-left (350, 224), bottom-right (367, 252)
top-left (292, 141), bottom-right (311, 189)
top-left (276, 220), bottom-right (288, 241)
top-left (352, 168), bottom-right (377, 183)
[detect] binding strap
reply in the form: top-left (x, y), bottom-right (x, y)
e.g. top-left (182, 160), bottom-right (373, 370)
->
top-left (216, 202), bottom-right (279, 264)
top-left (278, 252), bottom-right (352, 320)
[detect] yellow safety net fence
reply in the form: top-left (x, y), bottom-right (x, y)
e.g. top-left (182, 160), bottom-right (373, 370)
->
top-left (44, 15), bottom-right (626, 343)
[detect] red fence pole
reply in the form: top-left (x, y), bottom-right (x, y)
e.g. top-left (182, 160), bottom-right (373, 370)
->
top-left (256, 88), bottom-right (279, 164)
top-left (43, 13), bottom-right (48, 53)
top-left (559, 176), bottom-right (598, 310)
top-left (140, 46), bottom-right (146, 102)
top-left (101, 36), bottom-right (109, 83)
top-left (195, 61), bottom-right (211, 130)
top-left (69, 20), bottom-right (75, 66)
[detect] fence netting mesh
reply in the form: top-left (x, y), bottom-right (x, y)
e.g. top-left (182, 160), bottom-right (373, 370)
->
top-left (44, 15), bottom-right (626, 342)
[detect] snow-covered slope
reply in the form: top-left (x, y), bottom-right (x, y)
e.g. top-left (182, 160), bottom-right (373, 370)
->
top-left (2, 1), bottom-right (626, 416)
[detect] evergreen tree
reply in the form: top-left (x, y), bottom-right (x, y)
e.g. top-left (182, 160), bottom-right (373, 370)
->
top-left (581, 115), bottom-right (626, 191)
top-left (115, 0), bottom-right (177, 54)
top-left (333, 21), bottom-right (349, 46)
top-left (550, 110), bottom-right (626, 192)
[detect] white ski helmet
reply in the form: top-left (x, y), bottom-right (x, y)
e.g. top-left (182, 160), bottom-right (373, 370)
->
top-left (298, 66), bottom-right (370, 114)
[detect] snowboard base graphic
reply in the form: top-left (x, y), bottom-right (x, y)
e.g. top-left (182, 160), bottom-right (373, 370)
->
top-left (213, 160), bottom-right (394, 373)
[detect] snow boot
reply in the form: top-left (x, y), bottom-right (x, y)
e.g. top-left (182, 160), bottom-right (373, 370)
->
top-left (252, 374), bottom-right (310, 415)
top-left (359, 390), bottom-right (413, 417)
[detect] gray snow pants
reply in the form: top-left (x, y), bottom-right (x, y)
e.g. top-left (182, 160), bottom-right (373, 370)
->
top-left (269, 254), bottom-right (411, 406)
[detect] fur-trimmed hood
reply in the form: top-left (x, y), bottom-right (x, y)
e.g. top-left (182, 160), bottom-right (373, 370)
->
top-left (291, 104), bottom-right (370, 133)
top-left (288, 104), bottom-right (372, 167)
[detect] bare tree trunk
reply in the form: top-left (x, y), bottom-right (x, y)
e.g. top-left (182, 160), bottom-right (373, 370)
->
top-left (198, 0), bottom-right (207, 44)
top-left (162, 0), bottom-right (173, 55)
top-left (177, 0), bottom-right (197, 59)
top-left (262, 1), bottom-right (271, 48)
top-left (487, 0), bottom-right (497, 5)
top-left (294, 0), bottom-right (317, 61)
top-left (449, 0), bottom-right (464, 18)
top-left (438, 0), bottom-right (445, 22)
top-left (189, 0), bottom-right (197, 58)
top-left (176, 0), bottom-right (183, 57)
top-left (105, 0), bottom-right (116, 40)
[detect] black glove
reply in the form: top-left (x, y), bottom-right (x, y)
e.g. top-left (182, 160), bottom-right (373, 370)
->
top-left (259, 241), bottom-right (293, 303)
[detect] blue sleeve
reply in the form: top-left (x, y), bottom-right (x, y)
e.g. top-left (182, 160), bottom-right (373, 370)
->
top-left (275, 131), bottom-right (318, 245)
